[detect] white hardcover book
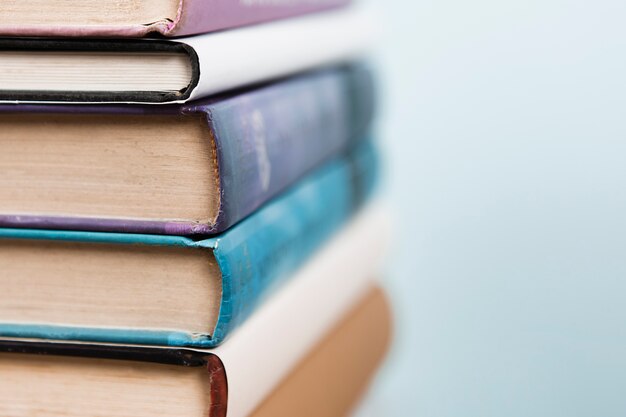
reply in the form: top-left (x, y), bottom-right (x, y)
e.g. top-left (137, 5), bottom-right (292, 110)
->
top-left (0, 8), bottom-right (374, 104)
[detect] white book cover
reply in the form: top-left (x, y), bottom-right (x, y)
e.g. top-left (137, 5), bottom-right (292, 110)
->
top-left (184, 7), bottom-right (374, 102)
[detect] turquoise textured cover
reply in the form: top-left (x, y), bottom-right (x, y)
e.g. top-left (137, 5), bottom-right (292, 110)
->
top-left (0, 142), bottom-right (377, 347)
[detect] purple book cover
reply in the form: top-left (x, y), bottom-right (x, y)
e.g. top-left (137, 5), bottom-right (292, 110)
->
top-left (0, 65), bottom-right (375, 235)
top-left (0, 0), bottom-right (351, 38)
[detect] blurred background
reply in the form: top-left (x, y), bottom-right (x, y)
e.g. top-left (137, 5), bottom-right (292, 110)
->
top-left (360, 0), bottom-right (626, 415)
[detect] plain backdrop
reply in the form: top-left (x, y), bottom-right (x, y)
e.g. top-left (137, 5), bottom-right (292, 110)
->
top-left (357, 0), bottom-right (626, 415)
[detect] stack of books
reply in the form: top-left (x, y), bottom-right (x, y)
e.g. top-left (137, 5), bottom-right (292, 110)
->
top-left (0, 1), bottom-right (391, 416)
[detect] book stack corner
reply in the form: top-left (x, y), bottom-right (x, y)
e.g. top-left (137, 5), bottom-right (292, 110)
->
top-left (0, 1), bottom-right (393, 416)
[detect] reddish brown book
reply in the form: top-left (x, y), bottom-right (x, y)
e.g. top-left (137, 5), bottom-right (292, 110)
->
top-left (251, 286), bottom-right (392, 417)
top-left (0, 286), bottom-right (391, 417)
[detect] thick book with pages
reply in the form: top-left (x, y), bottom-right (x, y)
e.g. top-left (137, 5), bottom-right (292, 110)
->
top-left (0, 142), bottom-right (377, 347)
top-left (0, 65), bottom-right (375, 235)
top-left (0, 204), bottom-right (392, 417)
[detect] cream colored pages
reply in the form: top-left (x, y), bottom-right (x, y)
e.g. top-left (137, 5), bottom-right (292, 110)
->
top-left (3, 0), bottom-right (177, 26)
top-left (214, 203), bottom-right (390, 417)
top-left (0, 52), bottom-right (192, 92)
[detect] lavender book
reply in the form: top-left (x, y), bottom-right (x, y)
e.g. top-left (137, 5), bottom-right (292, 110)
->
top-left (0, 65), bottom-right (375, 235)
top-left (1, 0), bottom-right (350, 38)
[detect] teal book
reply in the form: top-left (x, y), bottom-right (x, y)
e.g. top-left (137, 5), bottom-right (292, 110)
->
top-left (0, 141), bottom-right (377, 348)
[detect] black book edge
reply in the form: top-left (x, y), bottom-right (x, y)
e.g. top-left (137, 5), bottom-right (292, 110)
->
top-left (0, 339), bottom-right (211, 367)
top-left (0, 38), bottom-right (200, 103)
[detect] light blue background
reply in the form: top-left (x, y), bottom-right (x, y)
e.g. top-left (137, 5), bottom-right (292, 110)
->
top-left (361, 0), bottom-right (626, 415)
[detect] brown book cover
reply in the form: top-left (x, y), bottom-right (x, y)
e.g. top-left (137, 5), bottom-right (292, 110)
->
top-left (251, 285), bottom-right (392, 417)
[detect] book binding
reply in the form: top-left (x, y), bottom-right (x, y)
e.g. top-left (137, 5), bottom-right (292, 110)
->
top-left (0, 65), bottom-right (375, 235)
top-left (0, 141), bottom-right (378, 347)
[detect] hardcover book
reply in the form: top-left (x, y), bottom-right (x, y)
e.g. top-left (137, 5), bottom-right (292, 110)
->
top-left (0, 142), bottom-right (378, 348)
top-left (250, 287), bottom-right (391, 417)
top-left (0, 65), bottom-right (375, 235)
top-left (0, 204), bottom-right (392, 417)
top-left (1, 0), bottom-right (351, 38)
top-left (0, 8), bottom-right (373, 104)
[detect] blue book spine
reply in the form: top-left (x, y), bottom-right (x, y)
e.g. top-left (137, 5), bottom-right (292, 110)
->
top-left (0, 64), bottom-right (375, 236)
top-left (0, 141), bottom-right (378, 347)
top-left (203, 64), bottom-right (375, 233)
